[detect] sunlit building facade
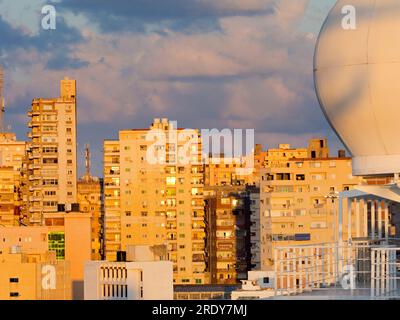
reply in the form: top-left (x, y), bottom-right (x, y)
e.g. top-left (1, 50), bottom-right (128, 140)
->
top-left (259, 147), bottom-right (361, 268)
top-left (0, 226), bottom-right (71, 300)
top-left (0, 133), bottom-right (26, 225)
top-left (104, 118), bottom-right (207, 284)
top-left (26, 78), bottom-right (78, 224)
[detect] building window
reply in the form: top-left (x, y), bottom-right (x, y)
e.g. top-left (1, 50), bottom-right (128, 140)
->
top-left (48, 232), bottom-right (65, 260)
top-left (9, 292), bottom-right (19, 297)
top-left (263, 277), bottom-right (270, 284)
top-left (9, 278), bottom-right (19, 283)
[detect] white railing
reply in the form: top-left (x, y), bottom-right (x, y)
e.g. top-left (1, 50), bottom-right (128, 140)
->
top-left (273, 239), bottom-right (400, 299)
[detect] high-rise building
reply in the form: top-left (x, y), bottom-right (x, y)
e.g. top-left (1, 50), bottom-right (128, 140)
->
top-left (0, 133), bottom-right (27, 226)
top-left (26, 77), bottom-right (78, 224)
top-left (258, 144), bottom-right (361, 269)
top-left (104, 118), bottom-right (207, 284)
top-left (204, 186), bottom-right (252, 284)
top-left (77, 144), bottom-right (104, 260)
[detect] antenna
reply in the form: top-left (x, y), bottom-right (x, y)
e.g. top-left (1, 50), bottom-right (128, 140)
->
top-left (85, 143), bottom-right (91, 178)
top-left (0, 67), bottom-right (4, 132)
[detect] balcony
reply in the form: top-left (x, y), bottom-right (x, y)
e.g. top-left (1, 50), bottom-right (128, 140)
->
top-left (105, 171), bottom-right (120, 176)
top-left (191, 203), bottom-right (204, 209)
top-left (192, 234), bottom-right (205, 241)
top-left (29, 196), bottom-right (42, 202)
top-left (192, 245), bottom-right (205, 252)
top-left (192, 213), bottom-right (204, 220)
top-left (28, 121), bottom-right (40, 128)
top-left (191, 193), bottom-right (204, 198)
top-left (28, 164), bottom-right (41, 170)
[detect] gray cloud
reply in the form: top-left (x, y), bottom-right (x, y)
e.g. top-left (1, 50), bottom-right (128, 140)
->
top-left (1, 0), bottom-right (344, 177)
top-left (59, 0), bottom-right (274, 33)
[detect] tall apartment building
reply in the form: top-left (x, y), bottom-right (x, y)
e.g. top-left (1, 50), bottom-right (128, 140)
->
top-left (77, 144), bottom-right (104, 260)
top-left (104, 118), bottom-right (207, 284)
top-left (204, 186), bottom-right (252, 284)
top-left (26, 77), bottom-right (78, 224)
top-left (259, 145), bottom-right (360, 268)
top-left (0, 133), bottom-right (27, 225)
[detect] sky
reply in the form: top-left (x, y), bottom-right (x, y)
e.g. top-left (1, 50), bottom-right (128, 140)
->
top-left (0, 0), bottom-right (338, 177)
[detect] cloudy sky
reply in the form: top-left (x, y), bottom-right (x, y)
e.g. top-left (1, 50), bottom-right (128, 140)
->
top-left (0, 0), bottom-right (338, 176)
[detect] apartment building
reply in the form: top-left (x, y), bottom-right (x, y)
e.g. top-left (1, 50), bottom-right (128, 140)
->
top-left (78, 145), bottom-right (104, 260)
top-left (26, 77), bottom-right (78, 224)
top-left (248, 186), bottom-right (261, 269)
top-left (0, 167), bottom-right (16, 226)
top-left (259, 147), bottom-right (360, 268)
top-left (0, 133), bottom-right (27, 225)
top-left (104, 118), bottom-right (207, 284)
top-left (0, 226), bottom-right (71, 300)
top-left (43, 212), bottom-right (92, 299)
top-left (204, 186), bottom-right (252, 284)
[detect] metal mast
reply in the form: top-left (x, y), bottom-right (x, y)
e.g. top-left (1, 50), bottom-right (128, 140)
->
top-left (85, 143), bottom-right (91, 180)
top-left (0, 67), bottom-right (4, 132)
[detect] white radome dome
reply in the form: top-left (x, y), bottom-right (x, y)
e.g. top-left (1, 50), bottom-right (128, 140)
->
top-left (314, 0), bottom-right (400, 176)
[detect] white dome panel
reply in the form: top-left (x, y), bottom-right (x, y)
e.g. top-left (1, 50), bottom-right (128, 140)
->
top-left (314, 0), bottom-right (400, 175)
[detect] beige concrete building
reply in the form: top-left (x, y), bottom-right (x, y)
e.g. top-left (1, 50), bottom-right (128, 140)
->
top-left (259, 145), bottom-right (361, 268)
top-left (84, 245), bottom-right (173, 300)
top-left (0, 213), bottom-right (91, 300)
top-left (204, 142), bottom-right (309, 188)
top-left (0, 133), bottom-right (27, 225)
top-left (204, 156), bottom-right (258, 187)
top-left (43, 212), bottom-right (92, 299)
top-left (0, 167), bottom-right (17, 226)
top-left (26, 77), bottom-right (78, 224)
top-left (104, 118), bottom-right (207, 284)
top-left (0, 226), bottom-right (71, 300)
